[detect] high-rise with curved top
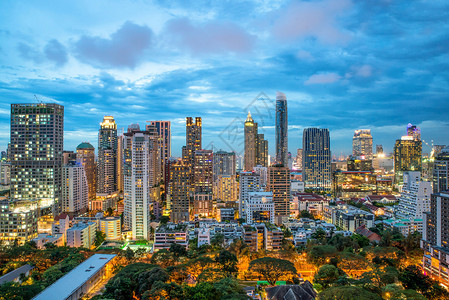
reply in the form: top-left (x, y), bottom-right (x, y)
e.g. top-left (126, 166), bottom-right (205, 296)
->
top-left (275, 92), bottom-right (288, 167)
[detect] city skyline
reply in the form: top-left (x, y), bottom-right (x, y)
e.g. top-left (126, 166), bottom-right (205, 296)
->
top-left (0, 0), bottom-right (448, 156)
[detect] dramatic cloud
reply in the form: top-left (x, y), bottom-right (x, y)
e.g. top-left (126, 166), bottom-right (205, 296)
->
top-left (165, 18), bottom-right (255, 55)
top-left (272, 0), bottom-right (352, 44)
top-left (304, 73), bottom-right (341, 85)
top-left (74, 21), bottom-right (153, 68)
top-left (44, 39), bottom-right (68, 66)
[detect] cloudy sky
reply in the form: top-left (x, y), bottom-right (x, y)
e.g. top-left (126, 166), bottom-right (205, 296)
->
top-left (0, 0), bottom-right (448, 157)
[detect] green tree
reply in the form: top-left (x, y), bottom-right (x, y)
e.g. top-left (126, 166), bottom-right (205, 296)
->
top-left (314, 264), bottom-right (341, 288)
top-left (94, 230), bottom-right (106, 247)
top-left (311, 228), bottom-right (327, 244)
top-left (160, 215), bottom-right (170, 224)
top-left (169, 243), bottom-right (187, 259)
top-left (215, 250), bottom-right (238, 276)
top-left (249, 257), bottom-right (297, 286)
top-left (123, 247), bottom-right (135, 261)
top-left (298, 210), bottom-right (315, 219)
top-left (398, 265), bottom-right (431, 293)
top-left (318, 286), bottom-right (382, 300)
top-left (307, 245), bottom-right (338, 266)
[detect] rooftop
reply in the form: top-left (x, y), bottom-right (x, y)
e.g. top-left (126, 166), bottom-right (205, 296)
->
top-left (0, 264), bottom-right (34, 285)
top-left (33, 254), bottom-right (116, 300)
top-left (76, 142), bottom-right (94, 150)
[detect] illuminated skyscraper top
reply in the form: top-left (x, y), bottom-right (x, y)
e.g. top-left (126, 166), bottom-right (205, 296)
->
top-left (353, 129), bottom-right (373, 158)
top-left (275, 92), bottom-right (288, 167)
top-left (407, 123), bottom-right (421, 141)
top-left (98, 116), bottom-right (117, 194)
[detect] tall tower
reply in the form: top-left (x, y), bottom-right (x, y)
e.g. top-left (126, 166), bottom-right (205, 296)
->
top-left (116, 134), bottom-right (124, 193)
top-left (394, 136), bottom-right (422, 184)
top-left (303, 128), bottom-right (331, 191)
top-left (123, 125), bottom-right (152, 240)
top-left (433, 148), bottom-right (449, 193)
top-left (76, 142), bottom-right (96, 202)
top-left (169, 162), bottom-right (192, 223)
top-left (97, 116), bottom-right (117, 194)
top-left (213, 151), bottom-right (236, 181)
top-left (183, 117), bottom-right (202, 168)
top-left (244, 112), bottom-right (268, 171)
top-left (275, 92), bottom-right (288, 167)
top-left (352, 129), bottom-right (373, 158)
top-left (62, 161), bottom-right (88, 215)
top-left (10, 103), bottom-right (64, 214)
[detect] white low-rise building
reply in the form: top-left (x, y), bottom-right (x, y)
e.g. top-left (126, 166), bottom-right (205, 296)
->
top-left (396, 172), bottom-right (431, 220)
top-left (66, 222), bottom-right (96, 248)
top-left (245, 191), bottom-right (274, 224)
top-left (100, 217), bottom-right (121, 240)
top-left (197, 227), bottom-right (210, 247)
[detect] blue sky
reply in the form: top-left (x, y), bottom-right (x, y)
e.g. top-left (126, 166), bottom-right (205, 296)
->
top-left (0, 0), bottom-right (448, 157)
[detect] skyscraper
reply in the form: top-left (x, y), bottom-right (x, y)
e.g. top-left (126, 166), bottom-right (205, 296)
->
top-left (275, 92), bottom-right (288, 166)
top-left (148, 121), bottom-right (171, 166)
top-left (394, 135), bottom-right (422, 184)
top-left (116, 134), bottom-right (124, 193)
top-left (213, 150), bottom-right (236, 181)
top-left (433, 148), bottom-right (449, 193)
top-left (182, 117), bottom-right (202, 169)
top-left (76, 142), bottom-right (96, 201)
top-left (97, 116), bottom-right (117, 194)
top-left (244, 112), bottom-right (268, 171)
top-left (169, 163), bottom-right (192, 223)
top-left (296, 148), bottom-right (303, 170)
top-left (267, 166), bottom-right (291, 220)
top-left (352, 129), bottom-right (373, 158)
top-left (239, 172), bottom-right (261, 218)
top-left (376, 145), bottom-right (383, 155)
top-left (10, 103), bottom-right (64, 213)
top-left (303, 128), bottom-right (331, 190)
top-left (123, 125), bottom-right (152, 240)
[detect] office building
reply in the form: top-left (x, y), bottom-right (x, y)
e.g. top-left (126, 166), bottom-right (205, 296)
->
top-left (97, 116), bottom-right (117, 194)
top-left (253, 165), bottom-right (268, 188)
top-left (239, 172), bottom-right (261, 218)
top-left (303, 128), bottom-right (331, 191)
top-left (123, 125), bottom-right (153, 240)
top-left (0, 161), bottom-right (10, 186)
top-left (352, 129), bottom-right (373, 158)
top-left (267, 166), bottom-right (290, 220)
top-left (193, 193), bottom-right (213, 218)
top-left (62, 162), bottom-right (88, 215)
top-left (10, 103), bottom-right (64, 213)
top-left (66, 221), bottom-right (96, 248)
top-left (213, 150), bottom-right (236, 181)
top-left (324, 205), bottom-right (374, 232)
top-left (99, 216), bottom-right (121, 240)
top-left (244, 112), bottom-right (268, 171)
top-left (76, 142), bottom-right (96, 201)
top-left (169, 163), bottom-right (192, 223)
top-left (433, 148), bottom-right (449, 193)
top-left (422, 192), bottom-right (449, 288)
top-left (275, 92), bottom-right (288, 166)
top-left (245, 191), bottom-right (274, 224)
top-left (0, 200), bottom-right (38, 246)
top-left (182, 117), bottom-right (202, 169)
top-left (194, 150), bottom-right (213, 194)
top-left (145, 124), bottom-right (163, 187)
top-left (63, 151), bottom-right (76, 165)
top-left (394, 136), bottom-right (422, 185)
top-left (148, 121), bottom-right (171, 167)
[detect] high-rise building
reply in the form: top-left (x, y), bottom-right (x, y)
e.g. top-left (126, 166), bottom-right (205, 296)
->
top-left (253, 165), bottom-right (268, 189)
top-left (396, 172), bottom-right (431, 221)
top-left (244, 112), bottom-right (268, 171)
top-left (182, 117), bottom-right (202, 168)
top-left (116, 134), bottom-right (124, 193)
top-left (123, 125), bottom-right (152, 240)
top-left (10, 103), bottom-right (64, 213)
top-left (275, 92), bottom-right (288, 166)
top-left (239, 172), bottom-right (261, 218)
top-left (63, 151), bottom-right (76, 165)
top-left (422, 192), bottom-right (449, 288)
top-left (407, 123), bottom-right (421, 141)
top-left (245, 191), bottom-right (274, 224)
top-left (267, 166), bottom-right (290, 220)
top-left (394, 136), bottom-right (422, 184)
top-left (145, 124), bottom-right (162, 187)
top-left (0, 161), bottom-right (10, 186)
top-left (0, 200), bottom-right (38, 246)
top-left (303, 128), bottom-right (331, 191)
top-left (352, 129), bottom-right (373, 158)
top-left (193, 150), bottom-right (213, 194)
top-left (97, 116), bottom-right (117, 194)
top-left (62, 162), bottom-right (88, 215)
top-left (148, 121), bottom-right (171, 166)
top-left (76, 142), bottom-right (96, 201)
top-left (214, 175), bottom-right (238, 203)
top-left (213, 150), bottom-right (236, 181)
top-left (169, 163), bottom-right (192, 223)
top-left (433, 148), bottom-right (449, 193)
